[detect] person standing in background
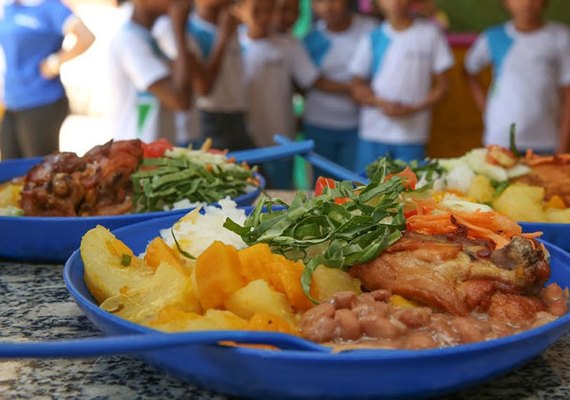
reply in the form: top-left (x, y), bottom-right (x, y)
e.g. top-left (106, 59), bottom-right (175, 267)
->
top-left (349, 0), bottom-right (453, 168)
top-left (273, 0), bottom-right (300, 35)
top-left (107, 0), bottom-right (195, 145)
top-left (0, 0), bottom-right (95, 159)
top-left (304, 0), bottom-right (376, 178)
top-left (189, 0), bottom-right (254, 151)
top-left (236, 0), bottom-right (318, 189)
top-left (465, 0), bottom-right (570, 154)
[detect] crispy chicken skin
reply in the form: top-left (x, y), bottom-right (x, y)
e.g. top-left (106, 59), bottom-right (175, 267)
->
top-left (20, 140), bottom-right (143, 217)
top-left (350, 229), bottom-right (551, 317)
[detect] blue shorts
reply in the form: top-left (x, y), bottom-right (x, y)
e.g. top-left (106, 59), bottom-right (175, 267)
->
top-left (356, 140), bottom-right (426, 171)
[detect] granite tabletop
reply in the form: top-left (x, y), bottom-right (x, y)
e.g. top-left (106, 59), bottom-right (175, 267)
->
top-left (0, 261), bottom-right (569, 400)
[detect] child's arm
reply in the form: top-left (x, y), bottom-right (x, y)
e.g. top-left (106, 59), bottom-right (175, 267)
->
top-left (147, 0), bottom-right (193, 111)
top-left (466, 71), bottom-right (486, 113)
top-left (193, 10), bottom-right (237, 96)
top-left (350, 77), bottom-right (416, 116)
top-left (313, 78), bottom-right (351, 95)
top-left (558, 86), bottom-right (570, 153)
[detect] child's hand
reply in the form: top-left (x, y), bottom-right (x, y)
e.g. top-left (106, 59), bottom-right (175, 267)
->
top-left (168, 0), bottom-right (193, 27)
top-left (380, 101), bottom-right (420, 118)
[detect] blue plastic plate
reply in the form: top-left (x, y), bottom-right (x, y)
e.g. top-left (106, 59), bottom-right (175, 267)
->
top-left (521, 222), bottom-right (570, 253)
top-left (0, 157), bottom-right (265, 263)
top-left (63, 215), bottom-right (570, 399)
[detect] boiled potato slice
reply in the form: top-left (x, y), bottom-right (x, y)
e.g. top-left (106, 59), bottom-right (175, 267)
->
top-left (312, 265), bottom-right (361, 303)
top-left (146, 307), bottom-right (246, 333)
top-left (100, 260), bottom-right (200, 323)
top-left (493, 184), bottom-right (546, 222)
top-left (144, 237), bottom-right (184, 271)
top-left (81, 226), bottom-right (153, 303)
top-left (225, 279), bottom-right (296, 324)
top-left (546, 208), bottom-right (570, 223)
top-left (466, 175), bottom-right (495, 204)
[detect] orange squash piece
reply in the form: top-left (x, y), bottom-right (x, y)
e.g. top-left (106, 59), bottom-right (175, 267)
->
top-left (273, 257), bottom-right (313, 312)
top-left (238, 243), bottom-right (275, 282)
top-left (195, 241), bottom-right (246, 310)
top-left (144, 237), bottom-right (184, 271)
top-left (247, 313), bottom-right (299, 336)
top-left (546, 195), bottom-right (566, 210)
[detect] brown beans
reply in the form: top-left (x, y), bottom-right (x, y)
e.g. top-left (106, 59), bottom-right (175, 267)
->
top-left (331, 291), bottom-right (356, 310)
top-left (334, 309), bottom-right (362, 341)
top-left (360, 315), bottom-right (403, 339)
top-left (300, 287), bottom-right (566, 349)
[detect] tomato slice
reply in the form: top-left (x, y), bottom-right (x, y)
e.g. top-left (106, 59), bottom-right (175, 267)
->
top-left (315, 177), bottom-right (336, 196)
top-left (386, 167), bottom-right (418, 190)
top-left (142, 139), bottom-right (173, 158)
top-left (315, 177), bottom-right (350, 204)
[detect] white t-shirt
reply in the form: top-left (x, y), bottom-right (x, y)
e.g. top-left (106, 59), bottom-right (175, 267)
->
top-left (349, 20), bottom-right (454, 144)
top-left (240, 32), bottom-right (318, 147)
top-left (304, 14), bottom-right (377, 130)
top-left (465, 22), bottom-right (570, 151)
top-left (107, 21), bottom-right (171, 143)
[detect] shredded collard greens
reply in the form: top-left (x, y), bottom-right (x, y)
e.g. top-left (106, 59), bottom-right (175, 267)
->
top-left (224, 166), bottom-right (408, 301)
top-left (131, 156), bottom-right (256, 212)
top-left (366, 156), bottom-right (444, 188)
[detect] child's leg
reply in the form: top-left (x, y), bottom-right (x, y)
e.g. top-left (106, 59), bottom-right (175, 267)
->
top-left (355, 138), bottom-right (391, 172)
top-left (392, 144), bottom-right (426, 163)
top-left (305, 124), bottom-right (358, 182)
top-left (260, 159), bottom-right (294, 190)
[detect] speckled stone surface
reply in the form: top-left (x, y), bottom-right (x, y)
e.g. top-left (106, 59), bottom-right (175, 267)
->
top-left (1, 261), bottom-right (570, 400)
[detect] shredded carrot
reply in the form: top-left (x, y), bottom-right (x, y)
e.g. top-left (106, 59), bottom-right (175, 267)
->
top-left (521, 232), bottom-right (543, 239)
top-left (524, 151), bottom-right (570, 166)
top-left (405, 201), bottom-right (537, 249)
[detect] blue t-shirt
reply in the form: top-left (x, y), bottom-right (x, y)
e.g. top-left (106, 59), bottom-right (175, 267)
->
top-left (0, 0), bottom-right (73, 110)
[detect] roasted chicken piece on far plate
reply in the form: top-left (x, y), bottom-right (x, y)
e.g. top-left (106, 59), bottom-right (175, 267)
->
top-left (20, 140), bottom-right (143, 217)
top-left (350, 228), bottom-right (556, 321)
top-left (516, 154), bottom-right (570, 205)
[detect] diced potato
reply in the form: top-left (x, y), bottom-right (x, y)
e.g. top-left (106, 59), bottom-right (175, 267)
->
top-left (493, 184), bottom-right (546, 222)
top-left (466, 175), bottom-right (495, 204)
top-left (225, 279), bottom-right (296, 323)
top-left (195, 241), bottom-right (246, 310)
top-left (144, 237), bottom-right (184, 271)
top-left (100, 260), bottom-right (200, 323)
top-left (312, 265), bottom-right (361, 303)
top-left (247, 313), bottom-right (299, 336)
top-left (0, 180), bottom-right (22, 208)
top-left (81, 226), bottom-right (153, 303)
top-left (146, 307), bottom-right (247, 333)
top-left (546, 208), bottom-right (570, 223)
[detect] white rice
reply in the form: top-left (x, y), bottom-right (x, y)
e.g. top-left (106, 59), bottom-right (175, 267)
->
top-left (160, 197), bottom-right (247, 258)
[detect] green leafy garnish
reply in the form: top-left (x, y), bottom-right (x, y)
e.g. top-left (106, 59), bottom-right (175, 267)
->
top-left (366, 156), bottom-right (443, 188)
top-left (120, 254), bottom-right (132, 267)
top-left (171, 227), bottom-right (196, 260)
top-left (131, 155), bottom-right (256, 213)
top-left (491, 179), bottom-right (511, 198)
top-left (509, 123), bottom-right (522, 158)
top-left (224, 170), bottom-right (407, 301)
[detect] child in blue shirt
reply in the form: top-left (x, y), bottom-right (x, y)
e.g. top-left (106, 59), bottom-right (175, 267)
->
top-left (349, 0), bottom-right (453, 168)
top-left (304, 0), bottom-right (377, 176)
top-left (465, 0), bottom-right (570, 153)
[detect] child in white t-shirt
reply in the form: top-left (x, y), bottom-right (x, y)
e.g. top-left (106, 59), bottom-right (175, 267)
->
top-left (349, 0), bottom-right (453, 170)
top-left (304, 0), bottom-right (377, 176)
top-left (107, 0), bottom-right (194, 144)
top-left (465, 0), bottom-right (570, 153)
top-left (236, 0), bottom-right (319, 188)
